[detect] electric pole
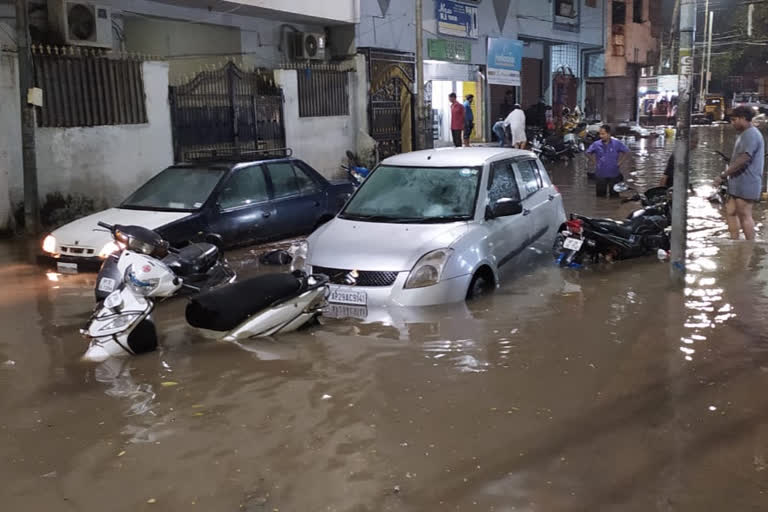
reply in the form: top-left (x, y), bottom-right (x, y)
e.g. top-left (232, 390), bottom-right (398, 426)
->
top-left (15, 0), bottom-right (40, 233)
top-left (670, 0), bottom-right (696, 282)
top-left (697, 0), bottom-right (709, 112)
top-left (704, 11), bottom-right (713, 97)
top-left (414, 0), bottom-right (425, 151)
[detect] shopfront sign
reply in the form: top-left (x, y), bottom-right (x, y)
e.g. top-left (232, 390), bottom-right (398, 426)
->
top-left (487, 37), bottom-right (523, 86)
top-left (427, 38), bottom-right (472, 64)
top-left (436, 0), bottom-right (479, 39)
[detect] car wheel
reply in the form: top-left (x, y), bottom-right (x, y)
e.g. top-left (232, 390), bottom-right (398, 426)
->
top-left (126, 318), bottom-right (158, 355)
top-left (466, 269), bottom-right (494, 300)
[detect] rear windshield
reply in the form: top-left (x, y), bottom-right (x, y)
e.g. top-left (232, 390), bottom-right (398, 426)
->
top-left (122, 167), bottom-right (226, 211)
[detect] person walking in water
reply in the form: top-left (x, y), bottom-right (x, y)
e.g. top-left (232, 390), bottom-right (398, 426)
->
top-left (503, 104), bottom-right (527, 149)
top-left (463, 94), bottom-right (475, 147)
top-left (714, 106), bottom-right (765, 240)
top-left (586, 125), bottom-right (630, 198)
top-left (449, 92), bottom-right (465, 148)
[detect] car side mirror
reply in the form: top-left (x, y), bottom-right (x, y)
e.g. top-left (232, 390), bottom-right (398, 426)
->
top-left (487, 198), bottom-right (523, 219)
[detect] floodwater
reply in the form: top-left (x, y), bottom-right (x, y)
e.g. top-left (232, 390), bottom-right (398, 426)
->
top-left (3, 125), bottom-right (768, 511)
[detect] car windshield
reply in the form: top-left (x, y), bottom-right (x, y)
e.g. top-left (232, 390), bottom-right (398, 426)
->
top-left (340, 165), bottom-right (481, 223)
top-left (121, 167), bottom-right (226, 211)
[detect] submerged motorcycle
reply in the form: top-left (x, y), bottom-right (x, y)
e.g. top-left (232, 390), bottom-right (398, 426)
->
top-left (94, 223), bottom-right (235, 302)
top-left (554, 184), bottom-right (671, 267)
top-left (82, 224), bottom-right (329, 362)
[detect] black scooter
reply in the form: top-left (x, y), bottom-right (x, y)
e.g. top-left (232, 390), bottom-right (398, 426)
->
top-left (94, 226), bottom-right (235, 301)
top-left (553, 184), bottom-right (671, 267)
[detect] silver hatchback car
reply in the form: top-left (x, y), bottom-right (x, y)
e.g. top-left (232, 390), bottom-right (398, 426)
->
top-left (296, 147), bottom-right (566, 309)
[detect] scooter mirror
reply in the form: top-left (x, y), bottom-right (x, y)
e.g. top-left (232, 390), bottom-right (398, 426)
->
top-left (613, 182), bottom-right (630, 193)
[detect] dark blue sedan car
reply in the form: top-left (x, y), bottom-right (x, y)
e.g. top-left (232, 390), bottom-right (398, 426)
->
top-left (41, 155), bottom-right (354, 270)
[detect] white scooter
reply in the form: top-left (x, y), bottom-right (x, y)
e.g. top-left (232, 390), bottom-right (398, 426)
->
top-left (82, 224), bottom-right (329, 362)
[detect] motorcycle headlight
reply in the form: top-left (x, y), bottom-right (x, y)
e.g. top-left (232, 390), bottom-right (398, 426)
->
top-left (404, 249), bottom-right (454, 289)
top-left (126, 236), bottom-right (156, 255)
top-left (98, 240), bottom-right (125, 259)
top-left (125, 265), bottom-right (160, 296)
top-left (98, 313), bottom-right (140, 333)
top-left (290, 241), bottom-right (309, 273)
top-left (42, 234), bottom-right (57, 254)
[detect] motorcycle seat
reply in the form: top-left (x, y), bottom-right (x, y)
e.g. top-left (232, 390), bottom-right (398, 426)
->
top-left (185, 273), bottom-right (303, 332)
top-left (164, 243), bottom-right (219, 275)
top-left (586, 215), bottom-right (666, 237)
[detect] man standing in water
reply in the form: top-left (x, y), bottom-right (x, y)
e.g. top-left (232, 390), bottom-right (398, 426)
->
top-left (586, 125), bottom-right (630, 198)
top-left (714, 106), bottom-right (765, 240)
top-left (449, 93), bottom-right (464, 148)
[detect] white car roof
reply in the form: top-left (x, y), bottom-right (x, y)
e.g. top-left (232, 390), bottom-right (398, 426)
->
top-left (381, 147), bottom-right (537, 167)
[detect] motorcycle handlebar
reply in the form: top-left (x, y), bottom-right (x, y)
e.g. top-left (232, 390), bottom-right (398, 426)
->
top-left (97, 221), bottom-right (114, 230)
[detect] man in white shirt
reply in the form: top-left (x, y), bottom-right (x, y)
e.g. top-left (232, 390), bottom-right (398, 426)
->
top-left (503, 104), bottom-right (527, 149)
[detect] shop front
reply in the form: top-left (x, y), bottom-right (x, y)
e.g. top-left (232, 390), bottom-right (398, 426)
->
top-left (425, 38), bottom-right (485, 147)
top-left (638, 75), bottom-right (680, 126)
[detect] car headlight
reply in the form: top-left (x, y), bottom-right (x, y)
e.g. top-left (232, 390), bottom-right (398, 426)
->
top-left (42, 234), bottom-right (56, 254)
top-left (290, 241), bottom-right (309, 273)
top-left (125, 265), bottom-right (160, 296)
top-left (98, 240), bottom-right (125, 259)
top-left (404, 249), bottom-right (454, 289)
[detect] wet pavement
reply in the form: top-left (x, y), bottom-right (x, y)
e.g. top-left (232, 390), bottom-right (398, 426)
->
top-left (3, 125), bottom-right (768, 511)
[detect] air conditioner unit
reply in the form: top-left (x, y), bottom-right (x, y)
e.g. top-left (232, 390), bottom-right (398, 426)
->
top-left (292, 32), bottom-right (327, 60)
top-left (48, 0), bottom-right (113, 49)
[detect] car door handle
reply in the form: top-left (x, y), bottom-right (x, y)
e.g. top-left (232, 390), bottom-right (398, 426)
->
top-left (262, 211), bottom-right (271, 218)
top-left (548, 194), bottom-right (556, 201)
top-left (523, 209), bottom-right (532, 216)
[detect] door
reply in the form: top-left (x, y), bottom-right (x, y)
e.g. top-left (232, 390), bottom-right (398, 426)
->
top-left (485, 159), bottom-right (532, 269)
top-left (208, 164), bottom-right (275, 245)
top-left (265, 161), bottom-right (326, 238)
top-left (514, 158), bottom-right (550, 244)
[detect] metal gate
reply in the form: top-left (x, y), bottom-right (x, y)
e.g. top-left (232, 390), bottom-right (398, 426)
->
top-left (169, 62), bottom-right (285, 161)
top-left (360, 48), bottom-right (415, 159)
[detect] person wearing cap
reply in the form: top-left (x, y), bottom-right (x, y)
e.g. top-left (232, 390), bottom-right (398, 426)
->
top-left (503, 104), bottom-right (527, 149)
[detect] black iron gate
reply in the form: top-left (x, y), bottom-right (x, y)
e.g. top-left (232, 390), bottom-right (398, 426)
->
top-left (169, 62), bottom-right (285, 161)
top-left (360, 48), bottom-right (415, 159)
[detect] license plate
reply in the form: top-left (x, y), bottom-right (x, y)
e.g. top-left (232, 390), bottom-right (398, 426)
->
top-left (57, 262), bottom-right (78, 274)
top-left (98, 277), bottom-right (116, 293)
top-left (563, 237), bottom-right (584, 251)
top-left (328, 286), bottom-right (367, 306)
top-left (324, 303), bottom-right (368, 320)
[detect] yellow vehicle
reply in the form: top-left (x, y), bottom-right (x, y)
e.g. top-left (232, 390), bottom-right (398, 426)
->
top-left (705, 95), bottom-right (726, 121)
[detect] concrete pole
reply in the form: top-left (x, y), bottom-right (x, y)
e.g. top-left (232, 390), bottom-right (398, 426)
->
top-left (414, 0), bottom-right (425, 151)
top-left (697, 0), bottom-right (709, 112)
top-left (15, 0), bottom-right (40, 233)
top-left (670, 0), bottom-right (696, 283)
top-left (704, 11), bottom-right (713, 97)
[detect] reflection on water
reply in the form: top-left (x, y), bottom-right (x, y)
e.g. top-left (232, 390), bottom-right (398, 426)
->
top-left (3, 125), bottom-right (768, 511)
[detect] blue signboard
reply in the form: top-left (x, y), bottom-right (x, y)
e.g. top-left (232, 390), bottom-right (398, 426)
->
top-left (436, 0), bottom-right (479, 40)
top-left (487, 38), bottom-right (523, 86)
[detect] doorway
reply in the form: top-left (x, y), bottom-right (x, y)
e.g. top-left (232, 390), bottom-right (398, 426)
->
top-left (431, 80), bottom-right (481, 147)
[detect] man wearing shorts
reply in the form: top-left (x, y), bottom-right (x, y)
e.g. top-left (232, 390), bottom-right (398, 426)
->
top-left (714, 106), bottom-right (765, 240)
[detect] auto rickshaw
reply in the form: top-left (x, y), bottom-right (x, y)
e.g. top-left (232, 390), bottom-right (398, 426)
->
top-left (705, 95), bottom-right (726, 121)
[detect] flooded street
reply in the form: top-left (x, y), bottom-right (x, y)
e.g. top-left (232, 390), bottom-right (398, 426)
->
top-left (3, 125), bottom-right (768, 511)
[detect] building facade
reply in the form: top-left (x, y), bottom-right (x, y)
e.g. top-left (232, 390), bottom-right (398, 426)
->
top-left (584, 0), bottom-right (661, 122)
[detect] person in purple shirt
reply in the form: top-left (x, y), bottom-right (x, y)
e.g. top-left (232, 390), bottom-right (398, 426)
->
top-left (586, 125), bottom-right (630, 197)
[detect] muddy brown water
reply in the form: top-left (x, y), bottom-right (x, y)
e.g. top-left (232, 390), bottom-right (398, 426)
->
top-left (2, 125), bottom-right (768, 511)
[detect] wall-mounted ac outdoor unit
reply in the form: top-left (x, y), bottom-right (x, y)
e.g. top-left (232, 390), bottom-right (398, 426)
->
top-left (48, 0), bottom-right (113, 49)
top-left (292, 32), bottom-right (327, 60)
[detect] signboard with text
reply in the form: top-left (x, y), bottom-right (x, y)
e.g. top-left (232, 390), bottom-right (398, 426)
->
top-left (427, 38), bottom-right (472, 63)
top-left (487, 37), bottom-right (523, 86)
top-left (436, 0), bottom-right (479, 39)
